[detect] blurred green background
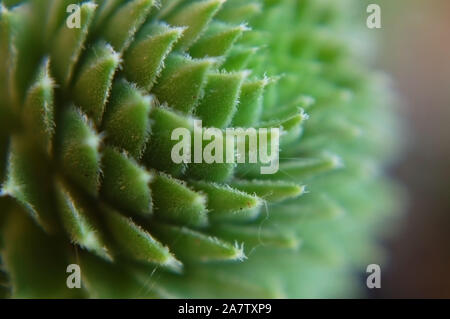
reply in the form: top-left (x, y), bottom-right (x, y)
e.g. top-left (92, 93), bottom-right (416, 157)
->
top-left (370, 0), bottom-right (450, 298)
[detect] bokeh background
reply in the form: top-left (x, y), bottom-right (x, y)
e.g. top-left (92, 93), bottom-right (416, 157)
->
top-left (366, 0), bottom-right (450, 298)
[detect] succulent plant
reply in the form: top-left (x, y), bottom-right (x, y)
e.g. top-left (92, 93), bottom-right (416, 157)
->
top-left (0, 0), bottom-right (401, 298)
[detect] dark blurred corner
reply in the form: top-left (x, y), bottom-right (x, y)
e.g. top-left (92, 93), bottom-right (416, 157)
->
top-left (373, 0), bottom-right (450, 298)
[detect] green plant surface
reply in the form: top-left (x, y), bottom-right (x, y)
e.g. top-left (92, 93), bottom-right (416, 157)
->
top-left (0, 0), bottom-right (401, 298)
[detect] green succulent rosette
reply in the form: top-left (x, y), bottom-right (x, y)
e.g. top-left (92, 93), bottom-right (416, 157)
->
top-left (0, 0), bottom-right (401, 298)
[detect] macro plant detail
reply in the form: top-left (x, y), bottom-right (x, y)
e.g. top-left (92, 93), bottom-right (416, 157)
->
top-left (0, 0), bottom-right (400, 298)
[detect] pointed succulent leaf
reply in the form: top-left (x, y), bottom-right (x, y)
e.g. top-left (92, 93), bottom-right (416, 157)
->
top-left (274, 155), bottom-right (344, 181)
top-left (187, 161), bottom-right (235, 183)
top-left (257, 109), bottom-right (309, 132)
top-left (152, 54), bottom-right (214, 114)
top-left (72, 41), bottom-right (120, 126)
top-left (262, 95), bottom-right (315, 121)
top-left (123, 22), bottom-right (184, 90)
top-left (100, 147), bottom-right (153, 217)
top-left (43, 0), bottom-right (74, 45)
top-left (257, 109), bottom-right (308, 145)
top-left (195, 72), bottom-right (246, 128)
top-left (55, 180), bottom-right (111, 260)
top-left (57, 107), bottom-right (101, 197)
top-left (229, 179), bottom-right (305, 203)
top-left (222, 45), bottom-right (258, 72)
top-left (189, 180), bottom-right (261, 216)
top-left (50, 1), bottom-right (97, 87)
top-left (211, 224), bottom-right (301, 250)
top-left (166, 0), bottom-right (225, 51)
top-left (151, 173), bottom-right (208, 227)
top-left (150, 223), bottom-right (246, 262)
top-left (231, 78), bottom-right (268, 127)
top-left (1, 137), bottom-right (54, 230)
top-left (189, 22), bottom-right (248, 59)
top-left (237, 154), bottom-right (343, 181)
top-left (143, 106), bottom-right (193, 176)
top-left (102, 206), bottom-right (181, 270)
top-left (101, 0), bottom-right (154, 52)
top-left (78, 251), bottom-right (164, 298)
top-left (10, 3), bottom-right (52, 107)
top-left (102, 79), bottom-right (152, 159)
top-left (90, 0), bottom-right (124, 34)
top-left (22, 58), bottom-right (55, 155)
top-left (273, 194), bottom-right (346, 222)
top-left (185, 126), bottom-right (235, 182)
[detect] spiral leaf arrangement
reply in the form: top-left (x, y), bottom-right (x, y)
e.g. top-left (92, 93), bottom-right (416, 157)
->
top-left (0, 0), bottom-right (400, 298)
